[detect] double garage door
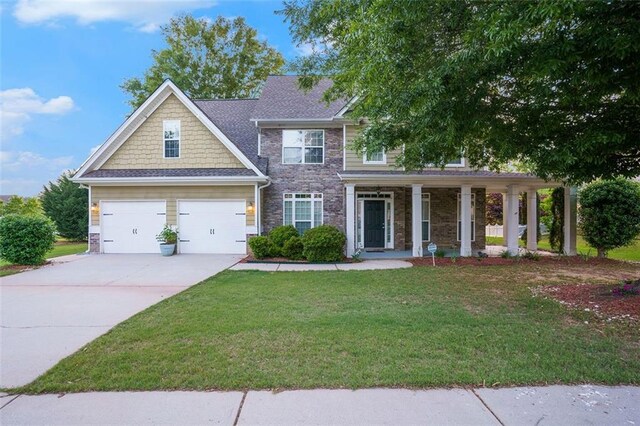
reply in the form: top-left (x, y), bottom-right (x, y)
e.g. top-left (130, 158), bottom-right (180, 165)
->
top-left (101, 200), bottom-right (246, 254)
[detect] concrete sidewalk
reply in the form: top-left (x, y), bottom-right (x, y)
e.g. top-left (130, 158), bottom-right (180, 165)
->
top-left (1, 385), bottom-right (638, 425)
top-left (230, 259), bottom-right (412, 271)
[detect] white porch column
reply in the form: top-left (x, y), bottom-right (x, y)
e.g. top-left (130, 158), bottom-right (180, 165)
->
top-left (506, 185), bottom-right (520, 256)
top-left (411, 184), bottom-right (423, 257)
top-left (502, 192), bottom-right (509, 246)
top-left (345, 184), bottom-right (356, 257)
top-left (460, 185), bottom-right (473, 257)
top-left (526, 189), bottom-right (538, 251)
top-left (563, 186), bottom-right (577, 255)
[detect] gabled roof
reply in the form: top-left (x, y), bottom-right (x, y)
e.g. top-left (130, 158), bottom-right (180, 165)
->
top-left (193, 99), bottom-right (267, 173)
top-left (251, 75), bottom-right (348, 120)
top-left (74, 80), bottom-right (266, 181)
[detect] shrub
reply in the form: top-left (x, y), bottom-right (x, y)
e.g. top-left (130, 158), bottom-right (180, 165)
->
top-left (521, 250), bottom-right (541, 261)
top-left (40, 173), bottom-right (88, 241)
top-left (548, 187), bottom-right (564, 252)
top-left (269, 225), bottom-right (299, 256)
top-left (0, 214), bottom-right (57, 265)
top-left (301, 225), bottom-right (346, 262)
top-left (612, 279), bottom-right (640, 296)
top-left (282, 236), bottom-right (305, 260)
top-left (248, 235), bottom-right (274, 259)
top-left (579, 179), bottom-right (640, 258)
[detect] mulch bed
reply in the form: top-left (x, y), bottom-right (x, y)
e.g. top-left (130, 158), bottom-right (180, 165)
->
top-left (410, 256), bottom-right (626, 267)
top-left (533, 282), bottom-right (640, 323)
top-left (240, 256), bottom-right (356, 264)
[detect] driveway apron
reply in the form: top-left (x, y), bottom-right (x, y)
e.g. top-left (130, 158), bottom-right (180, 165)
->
top-left (0, 254), bottom-right (240, 388)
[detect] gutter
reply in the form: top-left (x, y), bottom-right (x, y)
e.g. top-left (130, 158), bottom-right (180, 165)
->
top-left (72, 176), bottom-right (268, 185)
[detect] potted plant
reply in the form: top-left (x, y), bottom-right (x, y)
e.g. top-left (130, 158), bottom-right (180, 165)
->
top-left (156, 224), bottom-right (178, 256)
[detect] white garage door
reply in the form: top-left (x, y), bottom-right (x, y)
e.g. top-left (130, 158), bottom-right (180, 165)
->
top-left (101, 201), bottom-right (167, 254)
top-left (178, 200), bottom-right (247, 254)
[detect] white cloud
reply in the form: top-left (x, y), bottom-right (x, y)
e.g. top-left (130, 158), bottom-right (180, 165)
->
top-left (0, 88), bottom-right (74, 139)
top-left (13, 0), bottom-right (215, 32)
top-left (0, 151), bottom-right (75, 195)
top-left (295, 42), bottom-right (315, 57)
top-left (0, 151), bottom-right (74, 172)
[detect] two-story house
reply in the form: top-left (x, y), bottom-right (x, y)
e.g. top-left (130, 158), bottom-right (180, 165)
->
top-left (73, 76), bottom-right (578, 257)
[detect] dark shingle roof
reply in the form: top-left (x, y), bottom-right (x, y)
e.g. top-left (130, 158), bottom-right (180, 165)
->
top-left (251, 75), bottom-right (348, 120)
top-left (82, 168), bottom-right (257, 178)
top-left (339, 170), bottom-right (537, 178)
top-left (193, 99), bottom-right (268, 173)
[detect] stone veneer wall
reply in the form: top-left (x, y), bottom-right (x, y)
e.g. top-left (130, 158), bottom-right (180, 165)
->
top-left (89, 232), bottom-right (100, 253)
top-left (260, 127), bottom-right (345, 233)
top-left (404, 187), bottom-right (486, 251)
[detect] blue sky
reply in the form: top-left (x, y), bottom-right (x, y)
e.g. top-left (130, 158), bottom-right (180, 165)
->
top-left (1, 0), bottom-right (303, 196)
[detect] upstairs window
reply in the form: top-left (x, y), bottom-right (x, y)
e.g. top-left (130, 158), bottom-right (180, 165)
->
top-left (283, 193), bottom-right (323, 234)
top-left (282, 130), bottom-right (324, 164)
top-left (163, 120), bottom-right (180, 158)
top-left (363, 148), bottom-right (386, 164)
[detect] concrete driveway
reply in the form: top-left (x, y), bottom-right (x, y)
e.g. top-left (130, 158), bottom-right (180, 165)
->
top-left (0, 254), bottom-right (241, 388)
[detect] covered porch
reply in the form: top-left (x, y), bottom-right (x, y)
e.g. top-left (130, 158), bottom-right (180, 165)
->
top-left (340, 171), bottom-right (577, 258)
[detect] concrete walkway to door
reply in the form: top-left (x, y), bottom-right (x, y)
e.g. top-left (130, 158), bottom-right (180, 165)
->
top-left (0, 254), bottom-right (241, 388)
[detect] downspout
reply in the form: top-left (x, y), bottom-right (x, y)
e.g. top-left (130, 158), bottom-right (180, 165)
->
top-left (257, 179), bottom-right (272, 235)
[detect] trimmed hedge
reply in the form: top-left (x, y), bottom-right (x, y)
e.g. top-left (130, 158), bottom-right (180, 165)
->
top-left (301, 225), bottom-right (346, 262)
top-left (0, 214), bottom-right (57, 265)
top-left (282, 236), bottom-right (305, 260)
top-left (269, 225), bottom-right (299, 256)
top-left (248, 236), bottom-right (273, 259)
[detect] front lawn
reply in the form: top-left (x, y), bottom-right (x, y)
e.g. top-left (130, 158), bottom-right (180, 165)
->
top-left (0, 241), bottom-right (86, 276)
top-left (485, 235), bottom-right (640, 261)
top-left (15, 259), bottom-right (640, 393)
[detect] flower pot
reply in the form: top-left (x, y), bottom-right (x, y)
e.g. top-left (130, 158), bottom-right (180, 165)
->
top-left (159, 243), bottom-right (176, 256)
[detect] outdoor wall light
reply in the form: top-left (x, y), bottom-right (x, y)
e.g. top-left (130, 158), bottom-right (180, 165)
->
top-left (91, 202), bottom-right (99, 212)
top-left (247, 202), bottom-right (255, 214)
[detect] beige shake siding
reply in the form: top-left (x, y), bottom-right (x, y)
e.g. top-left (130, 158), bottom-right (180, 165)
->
top-left (101, 94), bottom-right (245, 170)
top-left (91, 186), bottom-right (255, 227)
top-left (344, 124), bottom-right (472, 171)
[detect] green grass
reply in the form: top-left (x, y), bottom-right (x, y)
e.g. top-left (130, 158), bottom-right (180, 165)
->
top-left (0, 241), bottom-right (86, 276)
top-left (14, 260), bottom-right (640, 393)
top-left (485, 235), bottom-right (640, 261)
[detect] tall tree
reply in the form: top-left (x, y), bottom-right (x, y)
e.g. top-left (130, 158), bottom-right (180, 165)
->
top-left (0, 196), bottom-right (43, 216)
top-left (40, 173), bottom-right (88, 241)
top-left (122, 15), bottom-right (285, 109)
top-left (281, 0), bottom-right (640, 184)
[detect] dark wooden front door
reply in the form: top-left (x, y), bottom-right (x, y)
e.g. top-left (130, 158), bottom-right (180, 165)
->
top-left (364, 200), bottom-right (385, 248)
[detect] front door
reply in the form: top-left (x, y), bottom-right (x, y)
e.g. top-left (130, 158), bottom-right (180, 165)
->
top-left (363, 200), bottom-right (385, 248)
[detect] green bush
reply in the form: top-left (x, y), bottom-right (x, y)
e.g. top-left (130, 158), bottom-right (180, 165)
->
top-left (269, 225), bottom-right (299, 256)
top-left (282, 236), bottom-right (305, 260)
top-left (579, 179), bottom-right (640, 258)
top-left (301, 225), bottom-right (346, 262)
top-left (248, 236), bottom-right (274, 259)
top-left (40, 173), bottom-right (88, 241)
top-left (0, 214), bottom-right (57, 265)
top-left (548, 187), bottom-right (564, 252)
